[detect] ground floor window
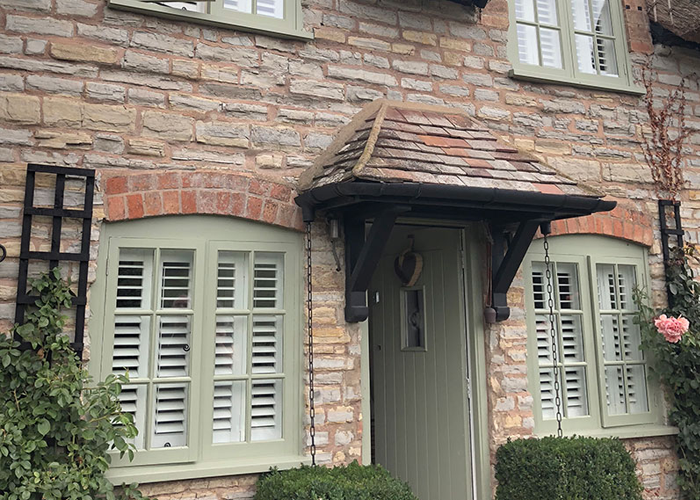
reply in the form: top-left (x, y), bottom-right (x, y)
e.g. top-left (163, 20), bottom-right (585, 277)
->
top-left (89, 215), bottom-right (304, 481)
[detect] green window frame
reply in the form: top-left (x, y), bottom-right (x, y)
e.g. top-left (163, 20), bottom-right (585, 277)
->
top-left (506, 0), bottom-right (643, 94)
top-left (89, 215), bottom-right (306, 484)
top-left (524, 235), bottom-right (673, 438)
top-left (107, 0), bottom-right (311, 41)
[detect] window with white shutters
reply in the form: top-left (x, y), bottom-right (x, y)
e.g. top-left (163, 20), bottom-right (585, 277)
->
top-left (93, 215), bottom-right (303, 482)
top-left (507, 0), bottom-right (637, 92)
top-left (107, 0), bottom-right (309, 40)
top-left (525, 235), bottom-right (667, 437)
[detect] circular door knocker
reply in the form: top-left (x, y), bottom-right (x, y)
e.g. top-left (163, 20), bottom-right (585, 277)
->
top-left (394, 235), bottom-right (423, 287)
top-left (0, 244), bottom-right (6, 263)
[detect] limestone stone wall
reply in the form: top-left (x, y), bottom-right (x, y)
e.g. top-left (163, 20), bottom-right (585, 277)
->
top-left (0, 0), bottom-right (697, 498)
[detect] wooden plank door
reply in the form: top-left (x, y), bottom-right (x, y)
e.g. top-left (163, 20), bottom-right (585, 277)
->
top-left (370, 226), bottom-right (472, 500)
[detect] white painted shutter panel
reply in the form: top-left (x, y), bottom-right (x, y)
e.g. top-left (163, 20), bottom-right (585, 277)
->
top-left (157, 315), bottom-right (190, 378)
top-left (253, 253), bottom-right (284, 309)
top-left (213, 381), bottom-right (246, 443)
top-left (223, 0), bottom-right (253, 13)
top-left (119, 385), bottom-right (147, 449)
top-left (152, 384), bottom-right (188, 448)
top-left (112, 315), bottom-right (150, 378)
top-left (139, 0), bottom-right (209, 12)
top-left (252, 315), bottom-right (283, 374)
top-left (537, 0), bottom-right (562, 69)
top-left (251, 380), bottom-right (282, 440)
top-left (255, 0), bottom-right (283, 18)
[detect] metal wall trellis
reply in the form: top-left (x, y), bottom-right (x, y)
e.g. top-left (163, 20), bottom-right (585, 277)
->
top-left (658, 199), bottom-right (684, 307)
top-left (14, 164), bottom-right (95, 357)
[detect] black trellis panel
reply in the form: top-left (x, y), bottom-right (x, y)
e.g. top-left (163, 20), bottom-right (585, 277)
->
top-left (658, 199), bottom-right (684, 307)
top-left (15, 164), bottom-right (95, 357)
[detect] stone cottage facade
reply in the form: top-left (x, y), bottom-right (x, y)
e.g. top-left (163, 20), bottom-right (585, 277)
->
top-left (0, 0), bottom-right (697, 498)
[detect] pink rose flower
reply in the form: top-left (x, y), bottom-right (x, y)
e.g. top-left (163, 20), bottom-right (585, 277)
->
top-left (654, 314), bottom-right (690, 343)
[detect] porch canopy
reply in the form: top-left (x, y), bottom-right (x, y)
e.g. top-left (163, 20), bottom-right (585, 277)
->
top-left (295, 100), bottom-right (616, 322)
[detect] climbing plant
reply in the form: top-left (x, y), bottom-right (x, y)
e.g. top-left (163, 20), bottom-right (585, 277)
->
top-left (635, 246), bottom-right (700, 499)
top-left (0, 269), bottom-right (148, 500)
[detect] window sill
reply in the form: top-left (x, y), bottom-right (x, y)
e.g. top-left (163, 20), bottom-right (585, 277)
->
top-left (538, 424), bottom-right (678, 440)
top-left (107, 454), bottom-right (312, 484)
top-left (509, 67), bottom-right (645, 96)
top-left (107, 0), bottom-right (313, 41)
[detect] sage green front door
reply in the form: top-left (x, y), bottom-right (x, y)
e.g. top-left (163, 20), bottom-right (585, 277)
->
top-left (370, 225), bottom-right (472, 500)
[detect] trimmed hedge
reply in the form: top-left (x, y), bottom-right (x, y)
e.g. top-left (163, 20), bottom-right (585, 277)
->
top-left (495, 436), bottom-right (643, 500)
top-left (254, 461), bottom-right (418, 500)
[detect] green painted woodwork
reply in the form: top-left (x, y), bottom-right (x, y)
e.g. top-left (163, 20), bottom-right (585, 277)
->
top-left (107, 0), bottom-right (312, 41)
top-left (506, 0), bottom-right (640, 94)
top-left (89, 215), bottom-right (306, 483)
top-left (369, 225), bottom-right (480, 500)
top-left (524, 235), bottom-right (667, 437)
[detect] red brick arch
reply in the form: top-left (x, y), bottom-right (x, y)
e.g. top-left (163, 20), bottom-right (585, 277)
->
top-left (540, 206), bottom-right (654, 247)
top-left (103, 171), bottom-right (303, 231)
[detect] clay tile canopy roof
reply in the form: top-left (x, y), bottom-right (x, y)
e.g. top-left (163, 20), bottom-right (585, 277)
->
top-left (296, 100), bottom-right (615, 222)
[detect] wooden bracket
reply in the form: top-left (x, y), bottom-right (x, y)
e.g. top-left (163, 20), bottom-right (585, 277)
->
top-left (344, 206), bottom-right (409, 323)
top-left (490, 220), bottom-right (541, 322)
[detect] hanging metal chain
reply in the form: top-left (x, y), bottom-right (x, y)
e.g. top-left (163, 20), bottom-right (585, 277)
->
top-left (305, 222), bottom-right (317, 465)
top-left (543, 232), bottom-right (563, 438)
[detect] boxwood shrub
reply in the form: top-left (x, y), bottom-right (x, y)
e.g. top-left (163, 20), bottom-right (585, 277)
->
top-left (254, 461), bottom-right (418, 500)
top-left (495, 436), bottom-right (643, 500)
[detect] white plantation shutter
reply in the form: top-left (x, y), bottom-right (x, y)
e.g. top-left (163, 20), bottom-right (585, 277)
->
top-left (251, 380), bottom-right (282, 440)
top-left (213, 381), bottom-right (246, 443)
top-left (254, 253), bottom-right (284, 309)
top-left (223, 0), bottom-right (253, 13)
top-left (160, 251), bottom-right (193, 309)
top-left (252, 315), bottom-right (283, 374)
top-left (531, 261), bottom-right (589, 420)
top-left (215, 316), bottom-right (247, 375)
top-left (118, 385), bottom-right (147, 449)
top-left (152, 384), bottom-right (188, 448)
top-left (112, 315), bottom-right (150, 378)
top-left (514, 0), bottom-right (562, 69)
top-left (139, 0), bottom-right (209, 12)
top-left (255, 0), bottom-right (283, 18)
top-left (596, 263), bottom-right (649, 416)
top-left (157, 315), bottom-right (191, 378)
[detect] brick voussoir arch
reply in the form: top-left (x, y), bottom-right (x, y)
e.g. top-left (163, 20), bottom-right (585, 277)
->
top-left (103, 170), bottom-right (304, 231)
top-left (536, 206), bottom-right (654, 247)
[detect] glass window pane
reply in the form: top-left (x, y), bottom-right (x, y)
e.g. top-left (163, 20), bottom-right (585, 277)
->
top-left (539, 28), bottom-right (562, 69)
top-left (560, 315), bottom-right (585, 362)
top-left (156, 315), bottom-right (191, 378)
top-left (605, 365), bottom-right (626, 415)
top-left (515, 0), bottom-right (536, 21)
top-left (256, 0), bottom-right (283, 18)
top-left (621, 315), bottom-right (643, 360)
top-left (215, 315), bottom-right (247, 376)
top-left (565, 367), bottom-right (589, 417)
top-left (556, 263), bottom-right (580, 310)
top-left (152, 383), bottom-right (189, 448)
top-left (113, 315), bottom-right (150, 378)
top-left (600, 314), bottom-right (623, 361)
top-left (592, 0), bottom-right (614, 35)
top-left (627, 365), bottom-right (649, 413)
top-left (571, 0), bottom-right (592, 31)
top-left (213, 381), bottom-right (246, 444)
top-left (160, 250), bottom-right (194, 309)
top-left (217, 251), bottom-right (248, 309)
top-left (597, 38), bottom-right (619, 77)
top-left (252, 315), bottom-right (284, 374)
top-left (224, 0), bottom-right (252, 13)
top-left (596, 263), bottom-right (617, 309)
top-left (253, 253), bottom-right (284, 309)
top-left (532, 262), bottom-right (546, 309)
top-left (118, 384), bottom-right (147, 449)
top-left (536, 0), bottom-right (558, 25)
top-left (517, 24), bottom-right (540, 66)
top-left (116, 249), bottom-right (153, 310)
top-left (617, 265), bottom-right (636, 309)
top-left (575, 34), bottom-right (597, 74)
top-left (251, 379), bottom-right (282, 441)
top-left (539, 368), bottom-right (556, 419)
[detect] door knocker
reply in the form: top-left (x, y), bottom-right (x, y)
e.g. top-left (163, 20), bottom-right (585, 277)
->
top-left (0, 244), bottom-right (6, 263)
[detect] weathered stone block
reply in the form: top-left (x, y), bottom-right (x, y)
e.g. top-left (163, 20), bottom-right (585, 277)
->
top-left (251, 125), bottom-right (301, 147)
top-left (86, 82), bottom-right (126, 102)
top-left (122, 50), bottom-right (169, 74)
top-left (328, 66), bottom-right (397, 86)
top-left (131, 31), bottom-right (194, 58)
top-left (195, 121), bottom-right (250, 147)
top-left (142, 111), bottom-right (194, 142)
top-left (127, 138), bottom-right (165, 157)
top-left (290, 79), bottom-right (345, 101)
top-left (56, 0), bottom-right (98, 17)
top-left (83, 103), bottom-right (135, 132)
top-left (51, 41), bottom-right (119, 65)
top-left (6, 15), bottom-right (73, 37)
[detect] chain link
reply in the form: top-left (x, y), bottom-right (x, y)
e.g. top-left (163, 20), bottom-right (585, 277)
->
top-left (305, 222), bottom-right (317, 465)
top-left (543, 232), bottom-right (563, 438)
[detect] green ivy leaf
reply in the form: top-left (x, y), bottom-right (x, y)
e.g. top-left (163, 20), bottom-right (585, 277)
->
top-left (37, 420), bottom-right (50, 436)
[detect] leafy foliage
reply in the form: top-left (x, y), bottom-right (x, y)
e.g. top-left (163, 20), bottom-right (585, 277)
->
top-left (494, 436), bottom-right (643, 500)
top-left (254, 461), bottom-right (418, 500)
top-left (635, 246), bottom-right (700, 499)
top-left (0, 269), bottom-right (149, 500)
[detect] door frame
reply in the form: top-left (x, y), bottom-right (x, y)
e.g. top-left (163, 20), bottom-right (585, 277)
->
top-left (360, 220), bottom-right (492, 499)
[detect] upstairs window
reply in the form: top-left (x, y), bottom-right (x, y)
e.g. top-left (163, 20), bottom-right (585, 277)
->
top-left (524, 235), bottom-right (669, 437)
top-left (107, 0), bottom-right (310, 40)
top-left (508, 0), bottom-right (639, 93)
